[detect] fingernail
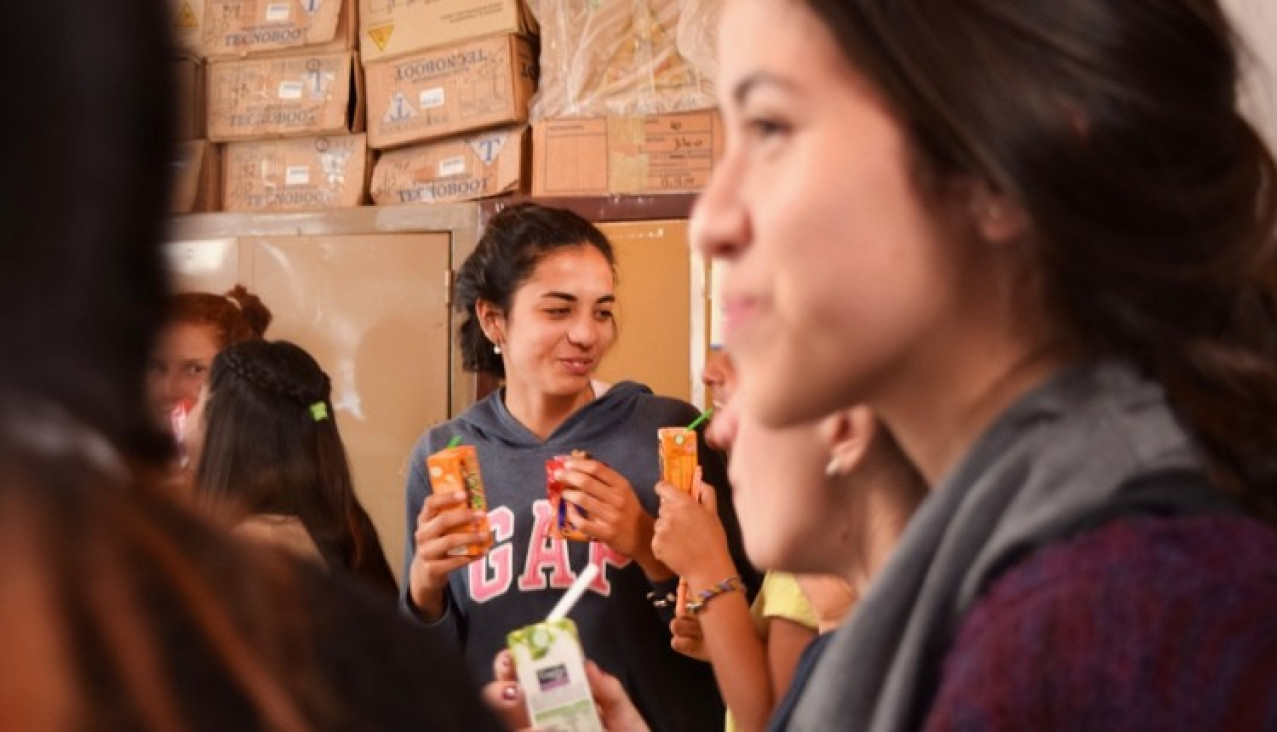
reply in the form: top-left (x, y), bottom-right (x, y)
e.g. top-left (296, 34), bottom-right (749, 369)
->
top-left (501, 683), bottom-right (519, 701)
top-left (454, 491), bottom-right (467, 501)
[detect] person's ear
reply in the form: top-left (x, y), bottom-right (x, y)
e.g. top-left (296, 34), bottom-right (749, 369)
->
top-left (821, 406), bottom-right (876, 477)
top-left (475, 299), bottom-right (506, 346)
top-left (968, 183), bottom-right (1029, 245)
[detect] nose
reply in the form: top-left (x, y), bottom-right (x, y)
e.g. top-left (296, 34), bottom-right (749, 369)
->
top-left (566, 312), bottom-right (598, 348)
top-left (690, 151), bottom-right (750, 261)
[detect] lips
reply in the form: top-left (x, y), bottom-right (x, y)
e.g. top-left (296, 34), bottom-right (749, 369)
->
top-left (559, 357), bottom-right (595, 376)
top-left (720, 296), bottom-right (761, 345)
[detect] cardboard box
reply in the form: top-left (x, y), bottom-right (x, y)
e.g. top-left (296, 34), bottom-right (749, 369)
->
top-left (222, 133), bottom-right (369, 210)
top-left (371, 125), bottom-right (526, 204)
top-left (172, 0), bottom-right (207, 55)
top-left (358, 0), bottom-right (534, 64)
top-left (171, 140), bottom-right (222, 213)
top-left (531, 109), bottom-right (721, 196)
top-left (364, 34), bottom-right (535, 150)
top-left (206, 51), bottom-right (363, 141)
top-left (173, 56), bottom-right (205, 140)
top-left (202, 0), bottom-right (356, 58)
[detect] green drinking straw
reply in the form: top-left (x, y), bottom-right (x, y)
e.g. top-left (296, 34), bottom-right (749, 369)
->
top-left (685, 408), bottom-right (714, 431)
top-left (446, 435), bottom-right (463, 449)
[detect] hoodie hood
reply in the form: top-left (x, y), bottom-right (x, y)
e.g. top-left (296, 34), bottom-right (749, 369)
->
top-left (446, 380), bottom-right (654, 450)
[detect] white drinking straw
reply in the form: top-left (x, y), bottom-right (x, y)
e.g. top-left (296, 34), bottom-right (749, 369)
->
top-left (546, 563), bottom-right (600, 622)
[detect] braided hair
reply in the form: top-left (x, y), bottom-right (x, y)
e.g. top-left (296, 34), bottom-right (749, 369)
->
top-left (196, 340), bottom-right (396, 596)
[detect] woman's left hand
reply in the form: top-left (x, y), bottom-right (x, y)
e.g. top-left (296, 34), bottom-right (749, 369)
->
top-left (559, 456), bottom-right (671, 580)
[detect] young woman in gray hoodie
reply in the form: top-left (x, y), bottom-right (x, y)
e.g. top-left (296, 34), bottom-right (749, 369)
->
top-left (403, 203), bottom-right (757, 731)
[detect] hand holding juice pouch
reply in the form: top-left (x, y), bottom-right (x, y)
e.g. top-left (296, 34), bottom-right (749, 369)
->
top-left (547, 449), bottom-right (592, 542)
top-left (426, 444), bottom-right (493, 557)
top-left (659, 426), bottom-right (701, 614)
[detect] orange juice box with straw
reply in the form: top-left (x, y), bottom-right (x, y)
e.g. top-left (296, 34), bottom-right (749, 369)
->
top-left (661, 417), bottom-right (707, 614)
top-left (426, 443), bottom-right (492, 557)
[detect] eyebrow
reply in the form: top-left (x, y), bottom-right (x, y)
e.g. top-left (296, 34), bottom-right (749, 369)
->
top-left (733, 72), bottom-right (799, 106)
top-left (540, 292), bottom-right (617, 305)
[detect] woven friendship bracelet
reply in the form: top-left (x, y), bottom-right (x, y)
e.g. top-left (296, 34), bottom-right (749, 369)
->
top-left (684, 575), bottom-right (744, 616)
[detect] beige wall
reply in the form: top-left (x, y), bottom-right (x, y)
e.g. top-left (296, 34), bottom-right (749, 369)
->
top-left (165, 233), bottom-right (454, 586)
top-left (594, 220), bottom-right (698, 403)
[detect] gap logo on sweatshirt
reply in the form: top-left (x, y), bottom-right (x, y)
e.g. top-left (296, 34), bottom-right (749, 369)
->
top-left (468, 501), bottom-right (631, 604)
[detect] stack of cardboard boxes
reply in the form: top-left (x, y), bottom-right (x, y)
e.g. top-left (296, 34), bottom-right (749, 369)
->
top-left (360, 0), bottom-right (537, 205)
top-left (166, 0), bottom-right (724, 215)
top-left (203, 0), bottom-right (368, 212)
top-left (170, 0), bottom-right (219, 213)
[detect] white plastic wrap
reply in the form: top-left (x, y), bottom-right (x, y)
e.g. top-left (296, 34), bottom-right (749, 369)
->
top-left (528, 0), bottom-right (721, 120)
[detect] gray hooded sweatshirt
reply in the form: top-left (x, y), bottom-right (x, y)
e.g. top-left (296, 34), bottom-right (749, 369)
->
top-left (403, 381), bottom-right (756, 732)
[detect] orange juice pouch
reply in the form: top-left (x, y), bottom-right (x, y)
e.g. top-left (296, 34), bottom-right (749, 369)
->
top-left (658, 427), bottom-right (699, 497)
top-left (659, 427), bottom-right (699, 614)
top-left (426, 444), bottom-right (493, 557)
top-left (547, 455), bottom-right (591, 542)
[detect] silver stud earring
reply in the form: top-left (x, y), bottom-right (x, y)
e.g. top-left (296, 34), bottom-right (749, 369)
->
top-left (493, 343), bottom-right (502, 355)
top-left (824, 456), bottom-right (841, 477)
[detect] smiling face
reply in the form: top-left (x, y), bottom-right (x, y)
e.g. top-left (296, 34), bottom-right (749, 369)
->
top-left (488, 244), bottom-right (618, 402)
top-left (146, 322), bottom-right (220, 430)
top-left (692, 0), bottom-right (991, 430)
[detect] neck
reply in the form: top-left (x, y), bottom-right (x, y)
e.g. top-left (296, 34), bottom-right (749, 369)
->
top-left (837, 466), bottom-right (927, 596)
top-left (503, 383), bottom-right (595, 440)
top-left (884, 343), bottom-right (1065, 487)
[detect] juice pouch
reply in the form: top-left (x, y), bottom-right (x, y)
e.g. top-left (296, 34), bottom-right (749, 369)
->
top-left (659, 427), bottom-right (700, 614)
top-left (506, 619), bottom-right (604, 732)
top-left (426, 444), bottom-right (493, 557)
top-left (658, 427), bottom-right (698, 496)
top-left (547, 454), bottom-right (590, 542)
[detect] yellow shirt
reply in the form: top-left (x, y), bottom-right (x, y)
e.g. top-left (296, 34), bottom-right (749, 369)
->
top-left (725, 572), bottom-right (818, 732)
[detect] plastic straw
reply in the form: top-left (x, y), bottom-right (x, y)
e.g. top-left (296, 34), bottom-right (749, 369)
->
top-left (685, 408), bottom-right (714, 431)
top-left (446, 435), bottom-right (462, 449)
top-left (546, 563), bottom-right (600, 622)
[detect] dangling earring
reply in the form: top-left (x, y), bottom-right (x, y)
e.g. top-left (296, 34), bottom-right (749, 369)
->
top-left (493, 343), bottom-right (502, 355)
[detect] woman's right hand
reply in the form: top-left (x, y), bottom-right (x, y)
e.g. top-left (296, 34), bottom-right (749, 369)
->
top-left (407, 491), bottom-right (488, 621)
top-left (651, 474), bottom-right (735, 587)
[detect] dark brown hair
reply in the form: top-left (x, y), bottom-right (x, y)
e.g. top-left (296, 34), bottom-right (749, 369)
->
top-left (197, 340), bottom-right (398, 596)
top-left (801, 0), bottom-right (1277, 519)
top-left (455, 203), bottom-right (617, 378)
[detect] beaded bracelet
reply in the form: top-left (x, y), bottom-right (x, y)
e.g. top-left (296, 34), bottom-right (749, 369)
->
top-left (684, 575), bottom-right (744, 616)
